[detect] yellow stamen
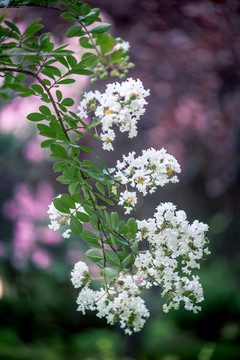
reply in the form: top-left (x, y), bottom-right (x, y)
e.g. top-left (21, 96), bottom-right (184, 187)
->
top-left (104, 108), bottom-right (111, 115)
top-left (137, 177), bottom-right (144, 184)
top-left (126, 197), bottom-right (133, 204)
top-left (167, 167), bottom-right (173, 177)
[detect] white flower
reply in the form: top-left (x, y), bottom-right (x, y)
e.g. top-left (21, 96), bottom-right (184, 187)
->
top-left (118, 190), bottom-right (137, 214)
top-left (62, 229), bottom-right (71, 238)
top-left (47, 195), bottom-right (86, 238)
top-left (115, 148), bottom-right (181, 195)
top-left (71, 261), bottom-right (89, 288)
top-left (77, 78), bottom-right (149, 150)
top-left (115, 40), bottom-right (130, 52)
top-left (100, 129), bottom-right (116, 151)
top-left (73, 272), bottom-right (150, 335)
top-left (134, 202), bottom-right (209, 313)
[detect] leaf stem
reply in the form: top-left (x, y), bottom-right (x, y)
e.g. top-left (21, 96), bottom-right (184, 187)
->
top-left (0, 66), bottom-right (69, 140)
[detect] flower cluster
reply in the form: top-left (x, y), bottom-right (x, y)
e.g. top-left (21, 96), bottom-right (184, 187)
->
top-left (134, 202), bottom-right (210, 313)
top-left (47, 196), bottom-right (85, 238)
top-left (71, 267), bottom-right (150, 335)
top-left (70, 202), bottom-right (209, 334)
top-left (115, 39), bottom-right (130, 52)
top-left (114, 148), bottom-right (181, 213)
top-left (77, 78), bottom-right (150, 150)
top-left (71, 261), bottom-right (90, 288)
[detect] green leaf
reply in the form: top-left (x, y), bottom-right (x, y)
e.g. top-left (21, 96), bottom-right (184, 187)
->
top-left (41, 69), bottom-right (55, 80)
top-left (119, 254), bottom-right (134, 271)
top-left (39, 105), bottom-right (51, 116)
top-left (56, 175), bottom-right (72, 184)
top-left (104, 249), bottom-right (120, 267)
top-left (104, 268), bottom-right (119, 278)
top-left (66, 25), bottom-right (85, 37)
top-left (56, 90), bottom-right (62, 102)
top-left (127, 218), bottom-right (138, 236)
top-left (27, 112), bottom-right (46, 122)
top-left (31, 84), bottom-right (44, 94)
top-left (53, 197), bottom-right (69, 214)
top-left (80, 53), bottom-right (98, 67)
top-left (109, 234), bottom-right (117, 248)
top-left (110, 50), bottom-right (123, 64)
top-left (76, 212), bottom-right (89, 222)
top-left (81, 3), bottom-right (91, 16)
top-left (96, 182), bottom-right (105, 195)
top-left (131, 241), bottom-right (138, 254)
top-left (42, 79), bottom-right (51, 86)
top-left (70, 216), bottom-right (83, 235)
top-left (44, 65), bottom-right (61, 77)
top-left (95, 193), bottom-right (114, 206)
top-left (4, 20), bottom-right (21, 34)
top-left (81, 230), bottom-right (101, 248)
top-left (9, 84), bottom-right (35, 95)
top-left (85, 249), bottom-right (103, 263)
top-left (96, 34), bottom-right (115, 55)
top-left (72, 193), bottom-right (82, 203)
top-left (23, 19), bottom-right (44, 38)
top-left (69, 68), bottom-right (94, 76)
top-left (118, 221), bottom-right (129, 234)
top-left (54, 56), bottom-right (69, 69)
top-left (53, 161), bottom-right (67, 172)
top-left (58, 104), bottom-right (67, 113)
top-left (61, 12), bottom-right (77, 22)
top-left (61, 193), bottom-right (76, 209)
top-left (41, 139), bottom-right (54, 148)
top-left (90, 23), bottom-right (111, 34)
top-left (104, 210), bottom-right (110, 224)
top-left (79, 37), bottom-right (94, 49)
top-left (58, 78), bottom-right (76, 84)
top-left (50, 144), bottom-right (68, 160)
top-left (112, 232), bottom-right (128, 245)
top-left (67, 54), bottom-right (78, 69)
top-left (61, 98), bottom-right (74, 106)
top-left (69, 182), bottom-right (80, 195)
top-left (38, 124), bottom-right (56, 139)
top-left (111, 212), bottom-right (119, 229)
top-left (79, 145), bottom-right (93, 154)
top-left (28, 65), bottom-right (38, 72)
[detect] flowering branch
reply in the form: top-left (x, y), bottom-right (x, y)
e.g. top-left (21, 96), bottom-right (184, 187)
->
top-left (0, 0), bottom-right (210, 336)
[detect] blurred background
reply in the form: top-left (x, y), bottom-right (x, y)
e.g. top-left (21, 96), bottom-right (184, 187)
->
top-left (0, 0), bottom-right (240, 359)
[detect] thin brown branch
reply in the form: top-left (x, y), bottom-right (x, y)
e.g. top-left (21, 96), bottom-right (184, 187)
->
top-left (0, 66), bottom-right (70, 140)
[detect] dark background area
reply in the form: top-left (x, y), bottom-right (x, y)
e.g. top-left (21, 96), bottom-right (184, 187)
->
top-left (0, 1), bottom-right (240, 359)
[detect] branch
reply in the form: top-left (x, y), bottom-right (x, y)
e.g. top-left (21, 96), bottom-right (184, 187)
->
top-left (0, 66), bottom-right (70, 140)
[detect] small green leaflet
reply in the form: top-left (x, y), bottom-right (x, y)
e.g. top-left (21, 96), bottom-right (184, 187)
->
top-left (104, 268), bottom-right (119, 278)
top-left (70, 216), bottom-right (83, 235)
top-left (104, 249), bottom-right (120, 267)
top-left (27, 113), bottom-right (46, 122)
top-left (90, 23), bottom-right (111, 34)
top-left (85, 249), bottom-right (103, 263)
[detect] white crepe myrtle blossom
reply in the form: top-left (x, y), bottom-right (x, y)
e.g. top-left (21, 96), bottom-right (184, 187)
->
top-left (134, 202), bottom-right (210, 313)
top-left (72, 270), bottom-right (150, 335)
top-left (100, 129), bottom-right (116, 151)
top-left (71, 261), bottom-right (90, 288)
top-left (77, 78), bottom-right (150, 150)
top-left (118, 190), bottom-right (137, 214)
top-left (115, 148), bottom-right (181, 200)
top-left (47, 195), bottom-right (86, 238)
top-left (115, 40), bottom-right (130, 52)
